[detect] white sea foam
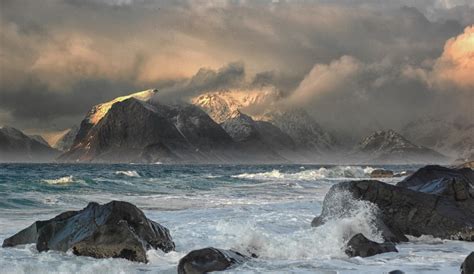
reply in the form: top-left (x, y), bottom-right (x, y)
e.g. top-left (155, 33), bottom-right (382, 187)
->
top-left (213, 191), bottom-right (383, 260)
top-left (233, 166), bottom-right (375, 181)
top-left (42, 176), bottom-right (75, 185)
top-left (114, 170), bottom-right (141, 177)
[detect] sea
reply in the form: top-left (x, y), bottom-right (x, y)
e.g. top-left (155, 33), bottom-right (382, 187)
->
top-left (0, 164), bottom-right (472, 274)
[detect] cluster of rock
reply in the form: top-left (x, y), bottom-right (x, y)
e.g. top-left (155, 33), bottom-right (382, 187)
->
top-left (313, 165), bottom-right (474, 273)
top-left (3, 165), bottom-right (473, 273)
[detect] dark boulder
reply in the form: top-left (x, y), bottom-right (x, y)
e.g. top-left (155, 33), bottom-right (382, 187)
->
top-left (397, 165), bottom-right (474, 190)
top-left (345, 233), bottom-right (397, 257)
top-left (2, 201), bottom-right (175, 262)
top-left (178, 247), bottom-right (250, 274)
top-left (398, 165), bottom-right (474, 202)
top-left (313, 179), bottom-right (474, 241)
top-left (462, 252), bottom-right (474, 274)
top-left (370, 169), bottom-right (394, 178)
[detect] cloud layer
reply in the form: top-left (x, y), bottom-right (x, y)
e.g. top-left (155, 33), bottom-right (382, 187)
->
top-left (0, 0), bottom-right (473, 137)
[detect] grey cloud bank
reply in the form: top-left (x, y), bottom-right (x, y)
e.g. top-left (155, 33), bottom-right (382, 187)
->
top-left (0, 0), bottom-right (472, 139)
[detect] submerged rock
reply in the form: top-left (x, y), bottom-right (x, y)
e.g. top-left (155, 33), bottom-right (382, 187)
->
top-left (178, 247), bottom-right (250, 274)
top-left (345, 233), bottom-right (397, 257)
top-left (461, 252), bottom-right (474, 274)
top-left (312, 168), bottom-right (474, 241)
top-left (370, 169), bottom-right (394, 178)
top-left (2, 201), bottom-right (175, 262)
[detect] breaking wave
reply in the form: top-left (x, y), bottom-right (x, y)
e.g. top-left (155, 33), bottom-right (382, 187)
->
top-left (215, 191), bottom-right (383, 259)
top-left (41, 176), bottom-right (75, 185)
top-left (115, 170), bottom-right (141, 177)
top-left (232, 166), bottom-right (375, 181)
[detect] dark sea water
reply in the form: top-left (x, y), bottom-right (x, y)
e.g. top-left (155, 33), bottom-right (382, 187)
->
top-left (0, 164), bottom-right (472, 273)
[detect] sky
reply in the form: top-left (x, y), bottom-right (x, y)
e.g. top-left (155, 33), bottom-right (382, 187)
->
top-left (0, 0), bottom-right (473, 139)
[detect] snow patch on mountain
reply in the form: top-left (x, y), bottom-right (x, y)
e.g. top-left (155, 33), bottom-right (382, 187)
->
top-left (191, 88), bottom-right (280, 123)
top-left (86, 89), bottom-right (158, 125)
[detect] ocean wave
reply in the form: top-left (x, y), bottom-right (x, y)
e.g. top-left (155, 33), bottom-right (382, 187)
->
top-left (42, 176), bottom-right (75, 185)
top-left (115, 170), bottom-right (141, 177)
top-left (232, 166), bottom-right (375, 181)
top-left (215, 191), bottom-right (383, 259)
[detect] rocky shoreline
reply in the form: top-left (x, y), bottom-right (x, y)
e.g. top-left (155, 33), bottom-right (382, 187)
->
top-left (2, 164), bottom-right (473, 273)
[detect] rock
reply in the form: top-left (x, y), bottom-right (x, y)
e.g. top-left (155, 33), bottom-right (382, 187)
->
top-left (313, 177), bottom-right (474, 241)
top-left (398, 165), bottom-right (474, 189)
top-left (388, 270), bottom-right (405, 274)
top-left (461, 252), bottom-right (474, 274)
top-left (397, 165), bottom-right (474, 201)
top-left (2, 201), bottom-right (175, 262)
top-left (178, 247), bottom-right (250, 274)
top-left (345, 233), bottom-right (397, 258)
top-left (370, 169), bottom-right (394, 178)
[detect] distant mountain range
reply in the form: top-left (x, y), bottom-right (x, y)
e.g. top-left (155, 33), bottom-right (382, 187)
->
top-left (0, 126), bottom-right (59, 162)
top-left (1, 88), bottom-right (470, 164)
top-left (353, 130), bottom-right (447, 164)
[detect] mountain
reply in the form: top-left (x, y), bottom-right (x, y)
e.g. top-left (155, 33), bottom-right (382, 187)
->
top-left (71, 89), bottom-right (159, 152)
top-left (354, 130), bottom-right (447, 164)
top-left (53, 126), bottom-right (79, 152)
top-left (0, 126), bottom-right (60, 162)
top-left (191, 89), bottom-right (280, 123)
top-left (28, 134), bottom-right (49, 146)
top-left (192, 90), bottom-right (338, 162)
top-left (58, 90), bottom-right (249, 163)
top-left (259, 109), bottom-right (337, 153)
top-left (220, 110), bottom-right (291, 162)
top-left (402, 118), bottom-right (474, 160)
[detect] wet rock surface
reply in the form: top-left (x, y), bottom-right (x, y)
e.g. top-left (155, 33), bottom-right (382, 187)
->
top-left (370, 169), bottom-right (394, 178)
top-left (177, 247), bottom-right (251, 274)
top-left (461, 252), bottom-right (474, 274)
top-left (2, 201), bottom-right (175, 262)
top-left (345, 233), bottom-right (397, 257)
top-left (312, 166), bottom-right (474, 241)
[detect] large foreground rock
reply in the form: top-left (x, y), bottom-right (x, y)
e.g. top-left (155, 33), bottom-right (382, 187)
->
top-left (312, 177), bottom-right (474, 241)
top-left (2, 201), bottom-right (175, 262)
top-left (345, 233), bottom-right (397, 257)
top-left (461, 252), bottom-right (474, 274)
top-left (178, 247), bottom-right (250, 274)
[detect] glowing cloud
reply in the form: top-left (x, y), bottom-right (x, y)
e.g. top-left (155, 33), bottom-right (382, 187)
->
top-left (433, 25), bottom-right (474, 90)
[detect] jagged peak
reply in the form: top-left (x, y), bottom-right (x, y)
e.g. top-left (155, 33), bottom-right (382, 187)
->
top-left (86, 88), bottom-right (159, 125)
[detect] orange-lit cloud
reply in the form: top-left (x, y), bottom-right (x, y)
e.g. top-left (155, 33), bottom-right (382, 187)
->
top-left (433, 25), bottom-right (474, 90)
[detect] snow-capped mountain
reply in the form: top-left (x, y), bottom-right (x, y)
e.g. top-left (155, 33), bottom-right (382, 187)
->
top-left (192, 90), bottom-right (337, 159)
top-left (402, 118), bottom-right (474, 160)
top-left (354, 130), bottom-right (447, 164)
top-left (86, 89), bottom-right (159, 125)
top-left (0, 126), bottom-right (59, 162)
top-left (191, 88), bottom-right (280, 123)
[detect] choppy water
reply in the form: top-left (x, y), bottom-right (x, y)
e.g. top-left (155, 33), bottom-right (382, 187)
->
top-left (0, 164), bottom-right (472, 274)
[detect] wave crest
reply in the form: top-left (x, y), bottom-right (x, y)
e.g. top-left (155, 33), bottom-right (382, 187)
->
top-left (115, 170), bottom-right (141, 177)
top-left (232, 166), bottom-right (374, 181)
top-left (42, 176), bottom-right (75, 185)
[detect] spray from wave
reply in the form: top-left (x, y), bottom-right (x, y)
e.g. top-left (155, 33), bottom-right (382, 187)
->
top-left (232, 166), bottom-right (375, 181)
top-left (214, 191), bottom-right (383, 259)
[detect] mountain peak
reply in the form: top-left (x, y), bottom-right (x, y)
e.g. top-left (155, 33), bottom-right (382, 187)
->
top-left (355, 129), bottom-right (446, 164)
top-left (358, 129), bottom-right (419, 153)
top-left (86, 89), bottom-right (158, 125)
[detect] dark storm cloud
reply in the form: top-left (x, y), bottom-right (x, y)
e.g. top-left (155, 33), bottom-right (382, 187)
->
top-left (0, 0), bottom-right (472, 134)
